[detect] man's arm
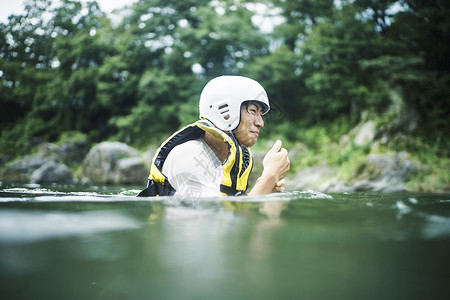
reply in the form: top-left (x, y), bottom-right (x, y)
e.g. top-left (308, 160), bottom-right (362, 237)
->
top-left (248, 140), bottom-right (290, 196)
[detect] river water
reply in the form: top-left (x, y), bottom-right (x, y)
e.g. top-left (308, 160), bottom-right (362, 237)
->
top-left (0, 183), bottom-right (449, 300)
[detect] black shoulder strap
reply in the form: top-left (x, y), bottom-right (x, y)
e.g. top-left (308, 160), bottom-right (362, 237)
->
top-left (240, 145), bottom-right (252, 177)
top-left (153, 126), bottom-right (204, 172)
top-left (138, 126), bottom-right (204, 197)
top-left (137, 178), bottom-right (176, 197)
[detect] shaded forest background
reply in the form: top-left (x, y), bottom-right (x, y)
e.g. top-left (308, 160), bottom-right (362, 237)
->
top-left (1, 0), bottom-right (449, 190)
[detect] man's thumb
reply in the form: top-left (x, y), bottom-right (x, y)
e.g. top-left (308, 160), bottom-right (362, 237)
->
top-left (270, 140), bottom-right (282, 153)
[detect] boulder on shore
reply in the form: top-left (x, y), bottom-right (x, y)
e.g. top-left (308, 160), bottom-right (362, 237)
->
top-left (0, 143), bottom-right (74, 184)
top-left (350, 151), bottom-right (421, 192)
top-left (31, 160), bottom-right (74, 184)
top-left (81, 142), bottom-right (148, 185)
top-left (289, 163), bottom-right (333, 191)
top-left (353, 120), bottom-right (376, 146)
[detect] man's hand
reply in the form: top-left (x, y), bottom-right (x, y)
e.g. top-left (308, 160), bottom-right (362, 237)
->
top-left (262, 140), bottom-right (290, 182)
top-left (273, 179), bottom-right (286, 193)
top-left (249, 140), bottom-right (290, 196)
top-left (255, 178), bottom-right (286, 193)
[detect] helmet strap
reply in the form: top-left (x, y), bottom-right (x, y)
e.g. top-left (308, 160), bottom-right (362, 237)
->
top-left (228, 130), bottom-right (240, 146)
top-left (228, 130), bottom-right (241, 174)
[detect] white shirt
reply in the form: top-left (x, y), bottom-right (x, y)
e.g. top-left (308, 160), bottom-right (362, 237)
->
top-left (161, 138), bottom-right (223, 198)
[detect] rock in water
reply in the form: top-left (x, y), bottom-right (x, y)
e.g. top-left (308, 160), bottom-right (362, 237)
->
top-left (82, 142), bottom-right (147, 185)
top-left (114, 157), bottom-right (149, 185)
top-left (31, 160), bottom-right (74, 184)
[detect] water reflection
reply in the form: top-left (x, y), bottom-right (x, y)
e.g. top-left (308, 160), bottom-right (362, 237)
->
top-left (150, 199), bottom-right (290, 299)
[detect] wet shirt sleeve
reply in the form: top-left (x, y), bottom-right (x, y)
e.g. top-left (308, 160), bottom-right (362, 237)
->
top-left (161, 139), bottom-right (223, 198)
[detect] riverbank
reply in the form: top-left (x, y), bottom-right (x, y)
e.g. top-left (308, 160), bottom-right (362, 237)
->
top-left (1, 116), bottom-right (449, 193)
top-left (263, 118), bottom-right (449, 193)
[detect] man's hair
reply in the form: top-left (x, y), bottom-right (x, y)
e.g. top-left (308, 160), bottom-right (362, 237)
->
top-left (242, 100), bottom-right (263, 112)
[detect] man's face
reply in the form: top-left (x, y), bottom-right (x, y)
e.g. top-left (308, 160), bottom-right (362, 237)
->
top-left (234, 102), bottom-right (265, 147)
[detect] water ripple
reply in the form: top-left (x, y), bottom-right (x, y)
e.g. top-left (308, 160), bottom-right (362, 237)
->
top-left (0, 209), bottom-right (140, 245)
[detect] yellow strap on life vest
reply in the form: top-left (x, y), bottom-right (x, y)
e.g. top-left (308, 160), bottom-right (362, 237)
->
top-left (196, 120), bottom-right (237, 188)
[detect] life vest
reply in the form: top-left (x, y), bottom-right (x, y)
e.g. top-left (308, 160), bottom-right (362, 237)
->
top-left (137, 119), bottom-right (253, 197)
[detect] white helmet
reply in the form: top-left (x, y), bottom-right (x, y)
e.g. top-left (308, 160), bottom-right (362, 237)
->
top-left (199, 75), bottom-right (270, 131)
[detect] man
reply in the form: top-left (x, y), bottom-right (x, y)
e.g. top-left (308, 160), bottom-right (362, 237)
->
top-left (138, 75), bottom-right (290, 197)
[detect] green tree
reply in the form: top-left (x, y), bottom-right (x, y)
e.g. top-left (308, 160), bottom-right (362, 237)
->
top-left (107, 0), bottom-right (270, 147)
top-left (300, 3), bottom-right (384, 123)
top-left (0, 0), bottom-right (112, 155)
top-left (176, 1), bottom-right (269, 77)
top-left (271, 0), bottom-right (334, 50)
top-left (388, 0), bottom-right (450, 136)
top-left (0, 0), bottom-right (58, 154)
top-left (101, 0), bottom-right (209, 146)
top-left (1, 0), bottom-right (447, 158)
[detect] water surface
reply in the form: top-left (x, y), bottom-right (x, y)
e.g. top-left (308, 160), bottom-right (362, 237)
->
top-left (1, 184), bottom-right (449, 300)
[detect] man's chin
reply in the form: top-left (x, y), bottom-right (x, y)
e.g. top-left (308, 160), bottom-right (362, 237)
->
top-left (242, 139), bottom-right (257, 148)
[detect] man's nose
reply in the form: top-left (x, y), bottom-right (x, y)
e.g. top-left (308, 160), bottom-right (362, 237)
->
top-left (254, 114), bottom-right (264, 128)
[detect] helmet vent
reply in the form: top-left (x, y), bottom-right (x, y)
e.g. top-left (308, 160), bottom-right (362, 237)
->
top-left (218, 104), bottom-right (230, 120)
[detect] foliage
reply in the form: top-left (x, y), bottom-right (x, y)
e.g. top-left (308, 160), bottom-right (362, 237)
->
top-left (0, 0), bottom-right (448, 164)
